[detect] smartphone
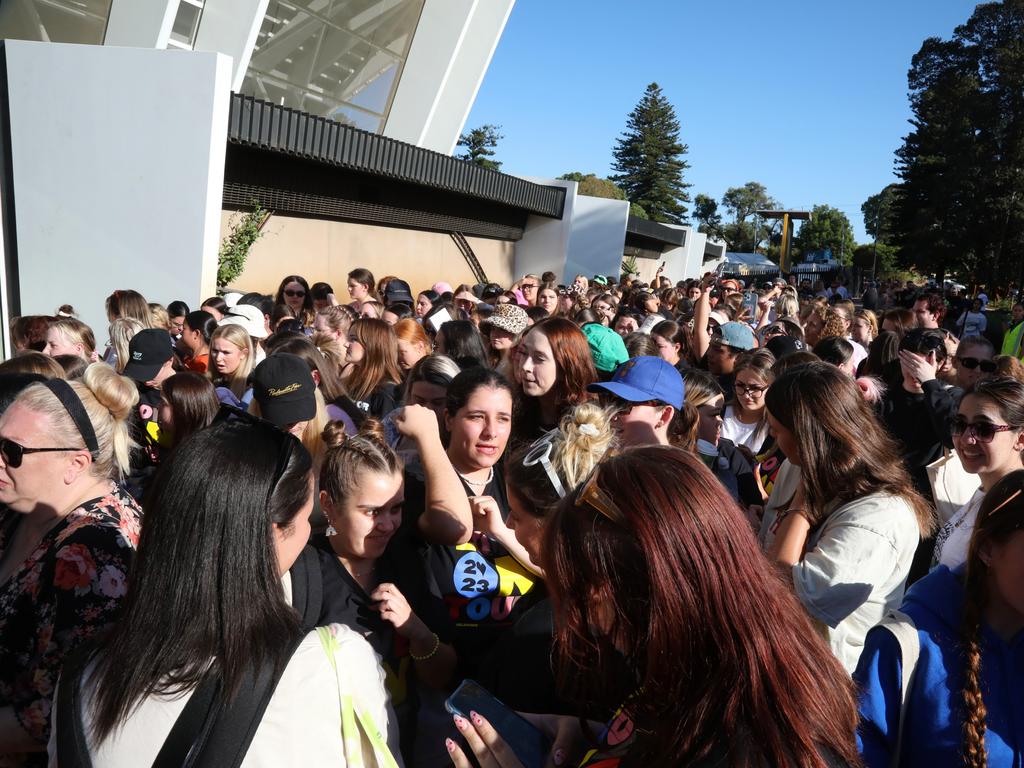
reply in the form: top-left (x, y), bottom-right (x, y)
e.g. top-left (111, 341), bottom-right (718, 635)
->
top-left (427, 307), bottom-right (453, 332)
top-left (742, 290), bottom-right (758, 315)
top-left (445, 680), bottom-right (551, 768)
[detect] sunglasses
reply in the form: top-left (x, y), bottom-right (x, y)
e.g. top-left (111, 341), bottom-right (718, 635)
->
top-left (951, 417), bottom-right (1013, 443)
top-left (521, 284), bottom-right (538, 291)
top-left (735, 382), bottom-right (769, 396)
top-left (575, 467), bottom-right (626, 525)
top-left (0, 437), bottom-right (84, 468)
top-left (284, 289), bottom-right (306, 298)
top-left (957, 356), bottom-right (997, 373)
top-left (522, 430), bottom-right (567, 498)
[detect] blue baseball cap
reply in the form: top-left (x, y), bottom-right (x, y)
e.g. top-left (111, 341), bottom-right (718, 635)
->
top-left (587, 356), bottom-right (684, 410)
top-left (715, 321), bottom-right (756, 351)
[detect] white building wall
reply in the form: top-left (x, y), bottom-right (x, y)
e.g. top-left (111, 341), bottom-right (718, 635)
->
top-left (514, 180), bottom-right (575, 283)
top-left (0, 41), bottom-right (231, 339)
top-left (193, 0), bottom-right (270, 91)
top-left (104, 0), bottom-right (178, 48)
top-left (384, 0), bottom-right (514, 154)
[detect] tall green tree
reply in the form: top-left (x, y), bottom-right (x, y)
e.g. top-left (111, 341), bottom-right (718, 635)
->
top-left (793, 205), bottom-right (857, 265)
top-left (862, 184), bottom-right (901, 244)
top-left (456, 124), bottom-right (503, 170)
top-left (893, 2), bottom-right (1024, 284)
top-left (693, 181), bottom-right (779, 251)
top-left (611, 83), bottom-right (692, 223)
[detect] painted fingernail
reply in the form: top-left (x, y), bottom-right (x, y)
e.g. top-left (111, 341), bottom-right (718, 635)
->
top-left (470, 710), bottom-right (483, 726)
top-left (553, 748), bottom-right (566, 766)
top-left (446, 738), bottom-right (457, 753)
top-left (453, 715), bottom-right (468, 730)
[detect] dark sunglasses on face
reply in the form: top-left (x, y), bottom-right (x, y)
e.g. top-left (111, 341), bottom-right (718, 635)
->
top-left (0, 438), bottom-right (83, 468)
top-left (284, 289), bottom-right (306, 298)
top-left (957, 356), bottom-right (997, 373)
top-left (735, 382), bottom-right (769, 396)
top-left (951, 416), bottom-right (1013, 443)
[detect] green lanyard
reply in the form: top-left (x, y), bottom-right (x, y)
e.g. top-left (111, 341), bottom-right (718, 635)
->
top-left (317, 626), bottom-right (400, 768)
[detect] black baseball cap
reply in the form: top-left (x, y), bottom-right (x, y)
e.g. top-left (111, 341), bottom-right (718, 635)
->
top-left (384, 279), bottom-right (414, 306)
top-left (122, 329), bottom-right (173, 382)
top-left (765, 335), bottom-right (807, 360)
top-left (251, 354), bottom-right (316, 427)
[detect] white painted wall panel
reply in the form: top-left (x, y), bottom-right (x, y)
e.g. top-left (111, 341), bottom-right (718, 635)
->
top-left (193, 0), bottom-right (270, 91)
top-left (1, 41), bottom-right (231, 338)
top-left (565, 195), bottom-right (629, 282)
top-left (105, 0), bottom-right (178, 48)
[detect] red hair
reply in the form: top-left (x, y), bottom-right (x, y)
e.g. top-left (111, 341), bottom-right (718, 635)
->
top-left (544, 446), bottom-right (860, 767)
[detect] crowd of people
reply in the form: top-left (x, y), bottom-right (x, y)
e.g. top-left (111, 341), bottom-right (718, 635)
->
top-left (0, 267), bottom-right (1021, 767)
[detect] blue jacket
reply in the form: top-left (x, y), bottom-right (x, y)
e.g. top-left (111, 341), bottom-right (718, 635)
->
top-left (854, 565), bottom-right (1024, 767)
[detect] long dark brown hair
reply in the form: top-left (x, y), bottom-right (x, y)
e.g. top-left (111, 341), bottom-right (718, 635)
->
top-left (544, 446), bottom-right (861, 766)
top-left (160, 372), bottom-right (219, 449)
top-left (961, 469), bottom-right (1024, 768)
top-left (765, 361), bottom-right (934, 533)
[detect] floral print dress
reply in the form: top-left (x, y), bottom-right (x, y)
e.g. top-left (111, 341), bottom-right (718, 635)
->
top-left (0, 483), bottom-right (141, 766)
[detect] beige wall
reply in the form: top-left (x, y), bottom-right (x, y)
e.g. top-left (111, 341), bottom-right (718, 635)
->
top-left (221, 211), bottom-right (516, 296)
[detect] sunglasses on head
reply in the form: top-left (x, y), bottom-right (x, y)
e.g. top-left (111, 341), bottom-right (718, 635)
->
top-left (523, 430), bottom-right (567, 498)
top-left (0, 437), bottom-right (84, 468)
top-left (284, 289), bottom-right (306, 298)
top-left (951, 416), bottom-right (1013, 443)
top-left (575, 467), bottom-right (626, 526)
top-left (957, 356), bottom-right (996, 373)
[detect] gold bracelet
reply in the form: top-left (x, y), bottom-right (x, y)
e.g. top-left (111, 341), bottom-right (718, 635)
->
top-left (410, 632), bottom-right (440, 661)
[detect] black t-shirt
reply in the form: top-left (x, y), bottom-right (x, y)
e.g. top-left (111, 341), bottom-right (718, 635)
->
top-left (310, 533), bottom-right (451, 762)
top-left (124, 384), bottom-right (162, 501)
top-left (354, 382), bottom-right (401, 420)
top-left (402, 465), bottom-right (543, 679)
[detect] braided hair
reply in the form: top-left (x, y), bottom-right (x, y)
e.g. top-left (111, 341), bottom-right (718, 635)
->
top-left (960, 469), bottom-right (1024, 767)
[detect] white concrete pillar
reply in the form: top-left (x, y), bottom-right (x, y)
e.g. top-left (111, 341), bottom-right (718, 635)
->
top-left (104, 0), bottom-right (178, 48)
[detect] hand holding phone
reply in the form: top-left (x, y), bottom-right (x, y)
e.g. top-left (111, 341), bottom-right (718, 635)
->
top-left (446, 680), bottom-right (551, 768)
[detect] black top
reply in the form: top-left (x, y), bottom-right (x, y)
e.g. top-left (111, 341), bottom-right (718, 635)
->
top-left (310, 533), bottom-right (451, 762)
top-left (124, 384), bottom-right (162, 501)
top-left (402, 465), bottom-right (543, 680)
top-left (879, 379), bottom-right (960, 498)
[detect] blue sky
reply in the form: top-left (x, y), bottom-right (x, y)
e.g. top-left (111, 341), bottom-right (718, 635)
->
top-left (464, 0), bottom-right (981, 243)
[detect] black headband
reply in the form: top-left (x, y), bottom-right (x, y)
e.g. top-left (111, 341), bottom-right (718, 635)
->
top-left (43, 379), bottom-right (99, 457)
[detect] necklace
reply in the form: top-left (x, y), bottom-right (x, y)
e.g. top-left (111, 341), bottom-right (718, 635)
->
top-left (457, 466), bottom-right (494, 489)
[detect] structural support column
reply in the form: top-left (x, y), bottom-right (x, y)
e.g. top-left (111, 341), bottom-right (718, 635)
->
top-left (105, 0), bottom-right (178, 47)
top-left (193, 0), bottom-right (270, 91)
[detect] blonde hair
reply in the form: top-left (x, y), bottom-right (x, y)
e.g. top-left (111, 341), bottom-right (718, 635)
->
top-left (105, 289), bottom-right (151, 327)
top-left (48, 317), bottom-right (96, 359)
top-left (854, 309), bottom-right (878, 340)
top-left (209, 324), bottom-right (255, 400)
top-left (774, 293), bottom-right (799, 319)
top-left (315, 306), bottom-right (355, 337)
top-left (109, 318), bottom-right (145, 374)
top-left (0, 351), bottom-right (65, 378)
top-left (149, 303), bottom-right (170, 331)
top-left (249, 389), bottom-right (328, 467)
top-left (17, 362), bottom-right (138, 480)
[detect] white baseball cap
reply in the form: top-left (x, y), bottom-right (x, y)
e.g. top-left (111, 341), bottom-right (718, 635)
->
top-left (219, 304), bottom-right (267, 339)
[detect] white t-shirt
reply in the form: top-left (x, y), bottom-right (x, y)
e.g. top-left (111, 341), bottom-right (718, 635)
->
top-left (767, 491), bottom-right (920, 674)
top-left (720, 406), bottom-right (769, 453)
top-left (932, 488), bottom-right (985, 571)
top-left (49, 624), bottom-right (403, 768)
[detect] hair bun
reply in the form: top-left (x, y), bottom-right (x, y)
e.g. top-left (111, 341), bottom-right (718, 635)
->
top-left (322, 420), bottom-right (348, 449)
top-left (80, 362), bottom-right (138, 421)
top-left (358, 418), bottom-right (387, 445)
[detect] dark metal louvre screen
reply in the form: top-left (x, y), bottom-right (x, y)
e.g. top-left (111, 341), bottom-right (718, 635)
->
top-left (223, 182), bottom-right (524, 241)
top-left (227, 93), bottom-right (565, 219)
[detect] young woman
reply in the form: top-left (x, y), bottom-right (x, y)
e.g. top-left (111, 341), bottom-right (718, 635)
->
top-left (106, 317), bottom-right (145, 373)
top-left (43, 317), bottom-right (96, 361)
top-left (157, 372), bottom-right (219, 450)
top-left (415, 289), bottom-right (440, 320)
top-left (881, 307), bottom-right (916, 339)
top-left (393, 318), bottom-right (431, 373)
top-left (179, 310), bottom-right (216, 374)
top-left (347, 267), bottom-right (377, 311)
top-left (801, 303), bottom-right (827, 348)
top-left (932, 377), bottom-right (1024, 570)
top-left (394, 368), bottom-right (541, 680)
top-left (651, 319), bottom-right (692, 371)
top-left (957, 298), bottom-right (988, 338)
top-left (852, 309), bottom-right (878, 348)
top-left (0, 365), bottom-right (142, 758)
top-left (482, 304), bottom-right (529, 369)
top-left (763, 361), bottom-right (934, 672)
top-left (104, 289), bottom-right (151, 327)
top-left (200, 296), bottom-right (227, 321)
top-left (683, 368), bottom-right (761, 508)
top-left (63, 415), bottom-right (399, 766)
top-left (814, 336), bottom-right (857, 376)
top-left (435, 320), bottom-right (490, 370)
top-left (342, 319), bottom-right (402, 419)
top-left (513, 318), bottom-right (596, 442)
top-left (250, 353), bottom-right (328, 467)
top-left (208, 323), bottom-right (255, 406)
top-left (452, 447), bottom-right (861, 767)
top-left (360, 300), bottom-right (384, 320)
top-left (590, 356), bottom-right (696, 451)
top-left (721, 348), bottom-right (775, 454)
top-left (166, 300), bottom-right (190, 340)
top-left (314, 305), bottom-right (356, 347)
top-left (312, 419), bottom-right (455, 764)
top-left (266, 335), bottom-right (358, 437)
top-left (855, 470), bottom-right (1024, 768)
top-left (274, 275), bottom-right (315, 328)
top-left (536, 284), bottom-right (560, 317)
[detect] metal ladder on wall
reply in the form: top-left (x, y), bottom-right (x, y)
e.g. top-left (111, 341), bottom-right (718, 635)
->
top-left (449, 231), bottom-right (489, 285)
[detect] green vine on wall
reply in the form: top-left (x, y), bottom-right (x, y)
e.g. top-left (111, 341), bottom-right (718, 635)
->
top-left (218, 202), bottom-right (271, 290)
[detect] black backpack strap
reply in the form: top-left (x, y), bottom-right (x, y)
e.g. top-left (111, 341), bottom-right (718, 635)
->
top-left (151, 676), bottom-right (221, 768)
top-left (56, 646), bottom-right (95, 768)
top-left (289, 545), bottom-right (324, 634)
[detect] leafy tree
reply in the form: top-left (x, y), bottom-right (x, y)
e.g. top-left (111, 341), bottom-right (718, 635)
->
top-left (557, 172), bottom-right (648, 218)
top-left (693, 181), bottom-right (779, 252)
top-left (862, 184), bottom-right (901, 243)
top-left (611, 83), bottom-right (692, 223)
top-left (218, 202), bottom-right (270, 289)
top-left (456, 124), bottom-right (503, 170)
top-left (793, 205), bottom-right (857, 265)
top-left (693, 193), bottom-right (725, 241)
top-left (893, 3), bottom-right (1024, 284)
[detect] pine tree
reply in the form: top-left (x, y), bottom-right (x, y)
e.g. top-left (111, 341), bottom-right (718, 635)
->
top-left (456, 124), bottom-right (503, 171)
top-left (611, 83), bottom-right (692, 223)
